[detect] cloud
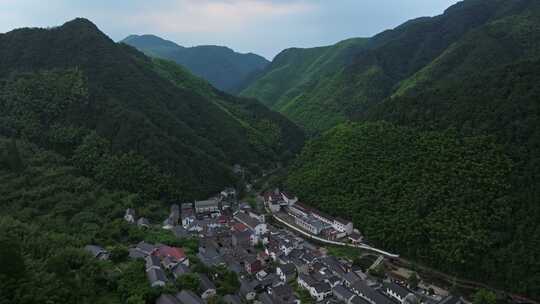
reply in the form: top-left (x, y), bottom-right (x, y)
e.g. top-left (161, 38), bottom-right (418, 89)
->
top-left (0, 0), bottom-right (460, 58)
top-left (130, 0), bottom-right (316, 34)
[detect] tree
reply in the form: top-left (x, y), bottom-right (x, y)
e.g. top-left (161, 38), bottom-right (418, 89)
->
top-left (176, 274), bottom-right (200, 292)
top-left (5, 139), bottom-right (24, 172)
top-left (109, 245), bottom-right (129, 263)
top-left (473, 289), bottom-right (497, 304)
top-left (368, 263), bottom-right (386, 280)
top-left (408, 272), bottom-right (420, 289)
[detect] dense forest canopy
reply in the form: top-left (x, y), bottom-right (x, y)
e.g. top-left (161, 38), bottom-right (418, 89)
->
top-left (286, 122), bottom-right (539, 298)
top-left (2, 0), bottom-right (540, 302)
top-left (241, 0), bottom-right (538, 134)
top-left (281, 0), bottom-right (540, 299)
top-left (0, 18), bottom-right (303, 302)
top-left (0, 18), bottom-right (304, 200)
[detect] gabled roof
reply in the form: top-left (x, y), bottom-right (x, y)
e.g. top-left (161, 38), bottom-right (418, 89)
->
top-left (176, 290), bottom-right (204, 304)
top-left (155, 246), bottom-right (186, 261)
top-left (173, 264), bottom-right (191, 277)
top-left (129, 248), bottom-right (146, 259)
top-left (137, 241), bottom-right (157, 254)
top-left (240, 279), bottom-right (256, 296)
top-left (333, 285), bottom-right (355, 300)
top-left (438, 296), bottom-right (464, 304)
top-left (272, 283), bottom-right (294, 296)
top-left (137, 217), bottom-right (150, 226)
top-left (298, 273), bottom-right (318, 287)
top-left (258, 292), bottom-right (274, 304)
top-left (344, 272), bottom-right (361, 284)
top-left (313, 282), bottom-right (332, 293)
top-left (223, 294), bottom-right (242, 304)
top-left (383, 282), bottom-right (410, 298)
top-left (351, 295), bottom-right (372, 304)
top-left (84, 245), bottom-right (107, 258)
top-left (147, 268), bottom-right (168, 284)
top-left (352, 281), bottom-right (392, 304)
top-left (232, 229), bottom-right (252, 241)
top-left (157, 294), bottom-right (181, 304)
top-left (146, 255), bottom-right (161, 269)
top-left (234, 212), bottom-right (262, 230)
top-left (194, 199), bottom-right (219, 208)
top-left (278, 263), bottom-right (296, 275)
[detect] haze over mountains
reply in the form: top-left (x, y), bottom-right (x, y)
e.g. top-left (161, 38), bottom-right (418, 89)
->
top-left (122, 34), bottom-right (269, 92)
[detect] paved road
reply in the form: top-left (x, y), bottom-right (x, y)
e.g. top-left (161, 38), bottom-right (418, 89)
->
top-left (267, 205), bottom-right (399, 258)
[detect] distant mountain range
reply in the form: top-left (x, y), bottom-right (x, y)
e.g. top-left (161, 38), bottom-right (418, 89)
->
top-left (122, 34), bottom-right (269, 92)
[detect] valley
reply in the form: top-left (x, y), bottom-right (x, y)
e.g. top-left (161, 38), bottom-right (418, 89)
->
top-left (1, 0), bottom-right (540, 303)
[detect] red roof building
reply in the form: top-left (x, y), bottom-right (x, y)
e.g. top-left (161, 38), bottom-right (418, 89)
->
top-left (232, 222), bottom-right (249, 232)
top-left (154, 246), bottom-right (186, 262)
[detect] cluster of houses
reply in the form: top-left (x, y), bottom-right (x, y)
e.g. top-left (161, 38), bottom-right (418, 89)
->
top-left (264, 189), bottom-right (362, 243)
top-left (84, 186), bottom-right (457, 304)
top-left (129, 241), bottom-right (190, 288)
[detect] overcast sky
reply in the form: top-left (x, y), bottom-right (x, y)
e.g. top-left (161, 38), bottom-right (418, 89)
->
top-left (0, 0), bottom-right (460, 59)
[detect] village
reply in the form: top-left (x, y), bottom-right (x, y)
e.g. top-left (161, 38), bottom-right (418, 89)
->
top-left (85, 186), bottom-right (459, 304)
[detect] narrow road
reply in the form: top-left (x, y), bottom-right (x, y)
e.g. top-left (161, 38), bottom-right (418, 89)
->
top-left (266, 204), bottom-right (399, 258)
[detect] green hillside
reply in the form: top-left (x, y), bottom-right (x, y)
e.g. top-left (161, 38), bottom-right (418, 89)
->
top-left (283, 0), bottom-right (540, 299)
top-left (0, 18), bottom-right (303, 303)
top-left (242, 0), bottom-right (535, 133)
top-left (240, 38), bottom-right (368, 132)
top-left (286, 122), bottom-right (539, 298)
top-left (0, 137), bottom-right (195, 303)
top-left (122, 34), bottom-right (269, 92)
top-left (0, 18), bottom-right (304, 200)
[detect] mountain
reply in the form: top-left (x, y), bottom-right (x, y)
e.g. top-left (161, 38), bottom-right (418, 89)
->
top-left (122, 34), bottom-right (269, 92)
top-left (0, 18), bottom-right (303, 303)
top-left (284, 0), bottom-right (540, 299)
top-left (0, 18), bottom-right (304, 200)
top-left (241, 0), bottom-right (535, 133)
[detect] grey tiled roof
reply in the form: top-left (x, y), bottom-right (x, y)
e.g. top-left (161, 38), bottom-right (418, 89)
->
top-left (176, 290), bottom-right (204, 304)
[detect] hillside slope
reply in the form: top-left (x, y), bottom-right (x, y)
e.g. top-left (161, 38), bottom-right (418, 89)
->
top-left (284, 0), bottom-right (540, 299)
top-left (0, 18), bottom-right (304, 200)
top-left (242, 0), bottom-right (535, 133)
top-left (286, 122), bottom-right (539, 299)
top-left (122, 34), bottom-right (269, 92)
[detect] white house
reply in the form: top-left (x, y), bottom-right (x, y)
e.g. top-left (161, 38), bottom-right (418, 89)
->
top-left (195, 198), bottom-right (220, 214)
top-left (276, 263), bottom-right (296, 282)
top-left (333, 218), bottom-right (354, 235)
top-left (383, 282), bottom-right (411, 304)
top-left (234, 211), bottom-right (267, 236)
top-left (182, 214), bottom-right (195, 228)
top-left (124, 208), bottom-right (136, 223)
top-left (281, 191), bottom-right (298, 205)
top-left (297, 274), bottom-right (331, 301)
top-left (294, 216), bottom-right (327, 235)
top-left (312, 283), bottom-right (332, 301)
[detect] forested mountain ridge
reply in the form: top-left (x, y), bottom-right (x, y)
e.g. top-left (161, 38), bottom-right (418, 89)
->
top-left (240, 38), bottom-right (368, 132)
top-left (122, 34), bottom-right (269, 92)
top-left (0, 18), bottom-right (305, 200)
top-left (241, 0), bottom-right (536, 133)
top-left (284, 0), bottom-right (540, 299)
